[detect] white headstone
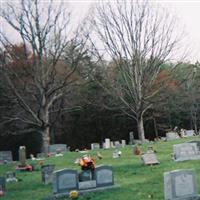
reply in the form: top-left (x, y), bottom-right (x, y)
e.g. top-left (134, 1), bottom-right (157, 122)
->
top-left (121, 140), bottom-right (126, 148)
top-left (105, 138), bottom-right (110, 149)
top-left (91, 143), bottom-right (100, 150)
top-left (164, 169), bottom-right (199, 200)
top-left (141, 153), bottom-right (160, 165)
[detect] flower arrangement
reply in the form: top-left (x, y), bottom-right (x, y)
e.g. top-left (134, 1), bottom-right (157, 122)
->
top-left (69, 190), bottom-right (78, 199)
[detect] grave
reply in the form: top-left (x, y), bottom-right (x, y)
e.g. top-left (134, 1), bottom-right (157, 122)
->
top-left (49, 144), bottom-right (67, 154)
top-left (93, 165), bottom-right (114, 187)
top-left (105, 138), bottom-right (111, 149)
top-left (166, 132), bottom-right (179, 141)
top-left (52, 165), bottom-right (116, 198)
top-left (164, 169), bottom-right (200, 200)
top-left (173, 143), bottom-right (200, 162)
top-left (185, 130), bottom-right (195, 137)
top-left (5, 172), bottom-right (17, 182)
top-left (129, 131), bottom-right (134, 145)
top-left (110, 141), bottom-right (115, 148)
top-left (41, 164), bottom-right (55, 185)
top-left (141, 153), bottom-right (160, 165)
top-left (0, 151), bottom-right (13, 164)
top-left (114, 141), bottom-right (121, 148)
top-left (0, 177), bottom-right (6, 194)
top-left (53, 169), bottom-right (79, 194)
top-left (112, 150), bottom-right (120, 159)
top-left (121, 140), bottom-right (126, 148)
top-left (18, 146), bottom-right (26, 167)
top-left (91, 143), bottom-right (100, 150)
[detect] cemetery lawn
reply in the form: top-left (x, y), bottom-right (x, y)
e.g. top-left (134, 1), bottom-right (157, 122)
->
top-left (1, 136), bottom-right (200, 200)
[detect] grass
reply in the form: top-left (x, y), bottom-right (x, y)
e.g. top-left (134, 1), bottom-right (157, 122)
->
top-left (1, 136), bottom-right (200, 200)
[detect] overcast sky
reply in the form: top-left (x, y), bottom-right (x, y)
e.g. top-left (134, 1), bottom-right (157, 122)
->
top-left (69, 0), bottom-right (200, 63)
top-left (1, 0), bottom-right (200, 63)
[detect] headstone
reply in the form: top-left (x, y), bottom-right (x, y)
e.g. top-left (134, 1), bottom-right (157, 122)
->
top-left (79, 170), bottom-right (92, 182)
top-left (105, 139), bottom-right (110, 149)
top-left (166, 132), bottom-right (179, 141)
top-left (112, 150), bottom-right (119, 159)
top-left (164, 169), bottom-right (199, 200)
top-left (173, 143), bottom-right (200, 162)
top-left (41, 164), bottom-right (55, 185)
top-left (146, 146), bottom-right (154, 154)
top-left (114, 141), bottom-right (121, 148)
top-left (93, 165), bottom-right (114, 187)
top-left (0, 177), bottom-right (5, 193)
top-left (141, 153), bottom-right (160, 165)
top-left (121, 140), bottom-right (126, 148)
top-left (5, 172), bottom-right (17, 182)
top-left (49, 144), bottom-right (67, 154)
top-left (18, 146), bottom-right (26, 167)
top-left (37, 153), bottom-right (45, 158)
top-left (129, 131), bottom-right (134, 145)
top-left (53, 169), bottom-right (78, 194)
top-left (110, 141), bottom-right (115, 148)
top-left (185, 130), bottom-right (195, 137)
top-left (0, 151), bottom-right (13, 164)
top-left (91, 143), bottom-right (100, 150)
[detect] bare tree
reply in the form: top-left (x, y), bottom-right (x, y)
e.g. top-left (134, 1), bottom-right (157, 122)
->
top-left (89, 0), bottom-right (185, 141)
top-left (0, 0), bottom-right (87, 154)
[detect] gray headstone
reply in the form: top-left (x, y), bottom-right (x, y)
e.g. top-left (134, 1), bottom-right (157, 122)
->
top-left (185, 130), bottom-right (195, 137)
top-left (166, 132), bottom-right (180, 141)
top-left (49, 144), bottom-right (67, 154)
top-left (164, 169), bottom-right (198, 200)
top-left (129, 132), bottom-right (134, 145)
top-left (0, 151), bottom-right (13, 164)
top-left (53, 169), bottom-right (78, 194)
top-left (41, 164), bottom-right (55, 185)
top-left (6, 172), bottom-right (17, 183)
top-left (0, 177), bottom-right (6, 193)
top-left (173, 143), bottom-right (200, 162)
top-left (37, 153), bottom-right (45, 158)
top-left (19, 146), bottom-right (26, 167)
top-left (141, 153), bottom-right (160, 165)
top-left (91, 143), bottom-right (100, 150)
top-left (166, 132), bottom-right (180, 140)
top-left (93, 165), bottom-right (114, 187)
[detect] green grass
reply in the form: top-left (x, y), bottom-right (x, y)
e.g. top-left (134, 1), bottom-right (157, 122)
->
top-left (1, 136), bottom-right (200, 200)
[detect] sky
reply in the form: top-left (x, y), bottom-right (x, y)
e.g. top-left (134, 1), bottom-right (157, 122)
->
top-left (1, 0), bottom-right (200, 63)
top-left (70, 0), bottom-right (200, 63)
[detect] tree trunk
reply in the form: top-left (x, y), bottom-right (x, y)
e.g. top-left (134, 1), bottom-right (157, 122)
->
top-left (137, 115), bottom-right (145, 142)
top-left (42, 126), bottom-right (50, 155)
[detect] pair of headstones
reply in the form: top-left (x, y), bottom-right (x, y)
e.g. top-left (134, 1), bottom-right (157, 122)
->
top-left (164, 169), bottom-right (199, 200)
top-left (52, 165), bottom-right (114, 194)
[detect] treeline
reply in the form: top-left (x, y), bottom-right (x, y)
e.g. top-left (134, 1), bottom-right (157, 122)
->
top-left (0, 0), bottom-right (200, 155)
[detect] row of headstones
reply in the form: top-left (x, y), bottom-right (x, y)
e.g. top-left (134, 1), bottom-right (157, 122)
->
top-left (0, 144), bottom-right (68, 165)
top-left (91, 139), bottom-right (126, 150)
top-left (41, 165), bottom-right (114, 195)
top-left (0, 166), bottom-right (198, 199)
top-left (166, 129), bottom-right (195, 141)
top-left (140, 140), bottom-right (200, 165)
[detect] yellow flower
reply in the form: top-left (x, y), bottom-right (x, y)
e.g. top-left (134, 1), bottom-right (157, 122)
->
top-left (69, 190), bottom-right (79, 199)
